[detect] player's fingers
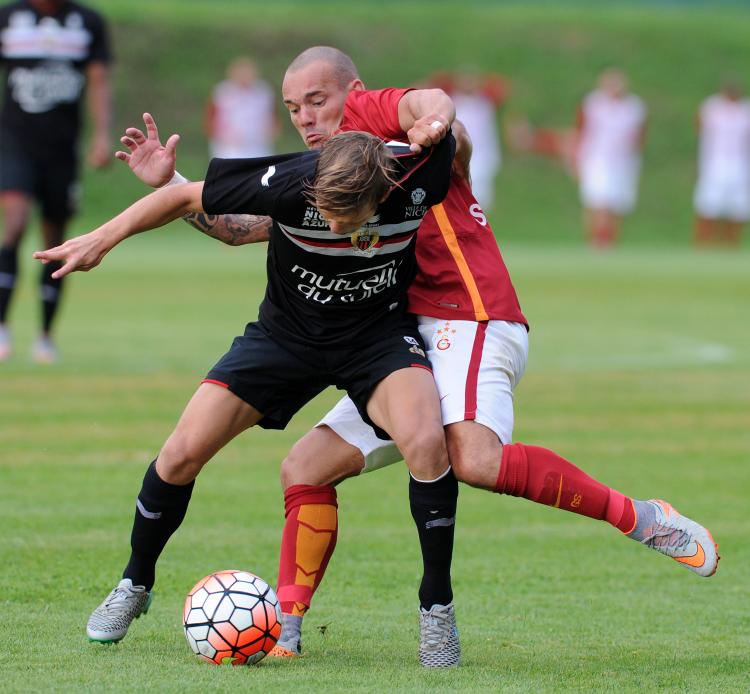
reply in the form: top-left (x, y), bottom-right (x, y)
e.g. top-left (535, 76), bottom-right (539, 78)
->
top-left (143, 112), bottom-right (159, 140)
top-left (114, 151), bottom-right (131, 163)
top-left (32, 248), bottom-right (64, 264)
top-left (409, 142), bottom-right (423, 153)
top-left (124, 128), bottom-right (146, 144)
top-left (165, 133), bottom-right (180, 154)
top-left (51, 262), bottom-right (75, 279)
top-left (120, 136), bottom-right (137, 151)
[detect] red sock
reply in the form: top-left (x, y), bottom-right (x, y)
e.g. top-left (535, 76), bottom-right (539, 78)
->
top-left (495, 443), bottom-right (635, 533)
top-left (276, 484), bottom-right (338, 616)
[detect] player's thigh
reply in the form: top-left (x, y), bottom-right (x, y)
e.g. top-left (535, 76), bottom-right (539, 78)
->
top-left (281, 424), bottom-right (365, 488)
top-left (159, 382), bottom-right (263, 483)
top-left (341, 316), bottom-right (438, 443)
top-left (419, 317), bottom-right (527, 441)
top-left (365, 367), bottom-right (448, 480)
top-left (317, 395), bottom-right (403, 474)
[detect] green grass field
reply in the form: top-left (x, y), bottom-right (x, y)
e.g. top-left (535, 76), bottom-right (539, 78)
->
top-left (1, 237), bottom-right (748, 691)
top-left (2, 1), bottom-right (750, 691)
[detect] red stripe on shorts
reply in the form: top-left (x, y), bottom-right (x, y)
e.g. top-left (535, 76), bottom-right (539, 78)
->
top-left (201, 378), bottom-right (229, 388)
top-left (464, 322), bottom-right (488, 420)
top-left (411, 363), bottom-right (433, 373)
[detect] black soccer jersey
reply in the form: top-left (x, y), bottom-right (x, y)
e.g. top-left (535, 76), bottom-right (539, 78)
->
top-left (202, 135), bottom-right (456, 347)
top-left (0, 0), bottom-right (111, 150)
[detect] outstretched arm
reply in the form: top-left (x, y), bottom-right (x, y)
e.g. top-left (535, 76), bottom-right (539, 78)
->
top-left (181, 211), bottom-right (273, 246)
top-left (118, 113), bottom-right (271, 245)
top-left (33, 182), bottom-right (204, 279)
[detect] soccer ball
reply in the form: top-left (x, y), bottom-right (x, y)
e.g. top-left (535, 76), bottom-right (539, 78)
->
top-left (183, 569), bottom-right (282, 665)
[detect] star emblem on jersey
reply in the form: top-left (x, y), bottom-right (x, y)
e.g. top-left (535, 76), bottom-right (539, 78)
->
top-left (350, 228), bottom-right (380, 257)
top-left (435, 321), bottom-right (457, 351)
top-left (411, 187), bottom-right (426, 205)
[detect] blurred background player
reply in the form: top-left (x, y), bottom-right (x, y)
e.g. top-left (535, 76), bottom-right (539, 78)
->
top-left (576, 68), bottom-right (647, 248)
top-left (693, 78), bottom-right (750, 247)
top-left (204, 56), bottom-right (278, 159)
top-left (428, 70), bottom-right (508, 212)
top-left (0, 0), bottom-right (111, 362)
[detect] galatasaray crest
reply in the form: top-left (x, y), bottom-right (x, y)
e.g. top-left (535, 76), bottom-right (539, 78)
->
top-left (350, 228), bottom-right (380, 257)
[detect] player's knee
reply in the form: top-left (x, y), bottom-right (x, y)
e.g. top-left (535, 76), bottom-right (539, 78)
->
top-left (400, 423), bottom-right (447, 474)
top-left (279, 450), bottom-right (303, 489)
top-left (159, 435), bottom-right (208, 482)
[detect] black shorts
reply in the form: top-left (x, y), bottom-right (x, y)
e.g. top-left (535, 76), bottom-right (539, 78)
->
top-left (204, 317), bottom-right (432, 439)
top-left (0, 138), bottom-right (79, 222)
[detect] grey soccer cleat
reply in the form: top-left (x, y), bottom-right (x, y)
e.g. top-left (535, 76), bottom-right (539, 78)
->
top-left (86, 578), bottom-right (152, 643)
top-left (637, 499), bottom-right (719, 577)
top-left (419, 602), bottom-right (460, 667)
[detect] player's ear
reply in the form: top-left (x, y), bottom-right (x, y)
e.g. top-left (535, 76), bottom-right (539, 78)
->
top-left (349, 78), bottom-right (365, 92)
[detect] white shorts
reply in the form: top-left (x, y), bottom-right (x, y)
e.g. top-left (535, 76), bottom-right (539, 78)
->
top-left (579, 157), bottom-right (640, 214)
top-left (694, 172), bottom-right (750, 221)
top-left (318, 318), bottom-right (529, 473)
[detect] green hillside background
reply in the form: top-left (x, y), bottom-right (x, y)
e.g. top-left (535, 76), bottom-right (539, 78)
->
top-left (76, 0), bottom-right (750, 247)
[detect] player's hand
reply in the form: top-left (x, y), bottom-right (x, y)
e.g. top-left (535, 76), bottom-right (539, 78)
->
top-left (115, 112), bottom-right (180, 188)
top-left (87, 132), bottom-right (112, 169)
top-left (406, 114), bottom-right (449, 154)
top-left (32, 230), bottom-right (112, 279)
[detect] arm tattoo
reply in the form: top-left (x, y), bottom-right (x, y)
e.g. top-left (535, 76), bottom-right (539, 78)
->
top-left (181, 212), bottom-right (272, 245)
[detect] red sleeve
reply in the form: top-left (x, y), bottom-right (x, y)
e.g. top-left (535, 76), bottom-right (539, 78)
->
top-left (340, 88), bottom-right (413, 140)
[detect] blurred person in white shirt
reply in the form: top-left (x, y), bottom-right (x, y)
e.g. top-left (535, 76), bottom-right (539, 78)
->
top-left (205, 56), bottom-right (279, 159)
top-left (576, 69), bottom-right (647, 248)
top-left (429, 70), bottom-right (508, 212)
top-left (693, 79), bottom-right (750, 246)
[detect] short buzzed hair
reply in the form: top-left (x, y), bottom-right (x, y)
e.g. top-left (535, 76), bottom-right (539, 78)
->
top-left (308, 131), bottom-right (397, 218)
top-left (286, 46), bottom-right (359, 88)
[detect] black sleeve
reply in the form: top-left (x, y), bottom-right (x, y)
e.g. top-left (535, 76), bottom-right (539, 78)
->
top-left (394, 132), bottom-right (456, 207)
top-left (201, 152), bottom-right (313, 216)
top-left (84, 8), bottom-right (112, 65)
top-left (428, 132), bottom-right (457, 206)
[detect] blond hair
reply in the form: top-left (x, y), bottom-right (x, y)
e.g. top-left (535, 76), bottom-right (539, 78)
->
top-left (308, 131), bottom-right (397, 218)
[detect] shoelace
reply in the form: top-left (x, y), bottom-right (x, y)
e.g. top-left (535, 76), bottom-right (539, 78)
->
top-left (101, 586), bottom-right (138, 613)
top-left (421, 609), bottom-right (453, 647)
top-left (642, 524), bottom-right (692, 553)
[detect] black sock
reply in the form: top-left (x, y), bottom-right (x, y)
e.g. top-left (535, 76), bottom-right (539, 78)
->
top-left (409, 467), bottom-right (458, 610)
top-left (0, 244), bottom-right (19, 324)
top-left (40, 261), bottom-right (63, 333)
top-left (123, 460), bottom-right (195, 591)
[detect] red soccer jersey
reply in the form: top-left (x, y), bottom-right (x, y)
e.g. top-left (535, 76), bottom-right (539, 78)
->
top-left (340, 88), bottom-right (527, 325)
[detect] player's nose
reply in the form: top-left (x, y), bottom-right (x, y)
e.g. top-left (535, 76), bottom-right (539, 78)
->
top-left (298, 105), bottom-right (315, 125)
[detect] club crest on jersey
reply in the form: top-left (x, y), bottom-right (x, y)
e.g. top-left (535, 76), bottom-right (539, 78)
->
top-left (403, 335), bottom-right (425, 358)
top-left (435, 321), bottom-right (457, 351)
top-left (411, 188), bottom-right (426, 205)
top-left (350, 228), bottom-right (380, 257)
